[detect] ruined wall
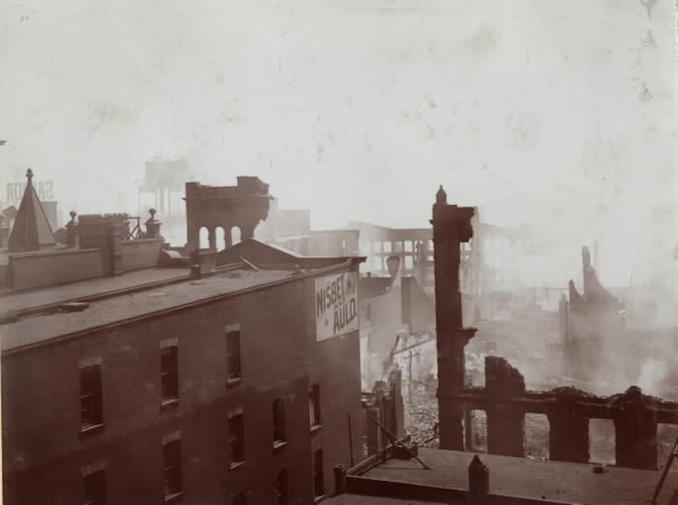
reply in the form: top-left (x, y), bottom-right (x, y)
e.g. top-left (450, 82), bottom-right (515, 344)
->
top-left (359, 276), bottom-right (406, 387)
top-left (561, 247), bottom-right (629, 384)
top-left (485, 357), bottom-right (526, 457)
top-left (401, 277), bottom-right (435, 334)
top-left (185, 177), bottom-right (271, 251)
top-left (431, 186), bottom-right (476, 451)
top-left (458, 357), bottom-right (678, 470)
top-left (362, 369), bottom-right (405, 457)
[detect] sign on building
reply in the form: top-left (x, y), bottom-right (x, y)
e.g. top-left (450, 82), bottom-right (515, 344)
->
top-left (315, 271), bottom-right (358, 341)
top-left (6, 180), bottom-right (54, 205)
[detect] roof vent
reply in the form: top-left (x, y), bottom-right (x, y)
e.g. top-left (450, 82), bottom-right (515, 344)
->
top-left (58, 301), bottom-right (90, 312)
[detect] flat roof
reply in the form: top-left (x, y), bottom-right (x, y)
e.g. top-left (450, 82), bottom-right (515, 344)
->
top-left (1, 267), bottom-right (189, 315)
top-left (357, 448), bottom-right (678, 505)
top-left (324, 495), bottom-right (448, 505)
top-left (1, 267), bottom-right (307, 354)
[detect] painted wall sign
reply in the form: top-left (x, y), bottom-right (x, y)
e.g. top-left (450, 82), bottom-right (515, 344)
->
top-left (315, 271), bottom-right (358, 341)
top-left (6, 180), bottom-right (54, 205)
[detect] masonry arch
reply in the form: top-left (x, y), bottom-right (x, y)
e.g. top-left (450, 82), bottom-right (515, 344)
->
top-left (231, 226), bottom-right (242, 245)
top-left (184, 178), bottom-right (271, 251)
top-left (199, 227), bottom-right (209, 249)
top-left (216, 226), bottom-right (227, 251)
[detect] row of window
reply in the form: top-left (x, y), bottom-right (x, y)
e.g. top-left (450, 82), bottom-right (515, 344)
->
top-left (367, 239), bottom-right (434, 253)
top-left (81, 365), bottom-right (320, 442)
top-left (81, 329), bottom-right (240, 431)
top-left (81, 441), bottom-right (324, 505)
top-left (83, 369), bottom-right (319, 458)
top-left (80, 327), bottom-right (322, 434)
top-left (78, 325), bottom-right (326, 503)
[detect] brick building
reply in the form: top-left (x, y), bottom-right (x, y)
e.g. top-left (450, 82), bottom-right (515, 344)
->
top-left (2, 247), bottom-right (364, 505)
top-left (2, 175), bottom-right (368, 505)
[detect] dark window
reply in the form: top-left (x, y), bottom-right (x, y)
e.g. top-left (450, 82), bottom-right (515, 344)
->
top-left (226, 330), bottom-right (242, 380)
top-left (163, 439), bottom-right (182, 499)
top-left (309, 384), bottom-right (321, 427)
top-left (313, 449), bottom-right (324, 498)
top-left (229, 413), bottom-right (245, 465)
top-left (231, 492), bottom-right (247, 505)
top-left (276, 469), bottom-right (288, 505)
top-left (161, 346), bottom-right (179, 402)
top-left (80, 365), bottom-right (103, 429)
top-left (83, 470), bottom-right (106, 505)
top-left (273, 399), bottom-right (286, 444)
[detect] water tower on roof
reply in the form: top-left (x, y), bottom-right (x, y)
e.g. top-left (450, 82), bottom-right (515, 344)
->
top-left (137, 156), bottom-right (190, 217)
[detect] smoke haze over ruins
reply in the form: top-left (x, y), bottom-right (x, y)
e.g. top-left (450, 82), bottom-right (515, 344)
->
top-left (1, 0), bottom-right (676, 288)
top-left (4, 3), bottom-right (678, 503)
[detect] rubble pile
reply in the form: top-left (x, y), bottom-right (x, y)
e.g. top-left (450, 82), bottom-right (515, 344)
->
top-left (405, 393), bottom-right (439, 448)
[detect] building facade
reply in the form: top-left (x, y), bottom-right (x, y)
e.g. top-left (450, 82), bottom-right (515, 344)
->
top-left (2, 248), bottom-right (364, 505)
top-left (0, 162), bottom-right (364, 505)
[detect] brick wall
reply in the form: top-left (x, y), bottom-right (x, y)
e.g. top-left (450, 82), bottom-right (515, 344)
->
top-left (8, 248), bottom-right (104, 290)
top-left (119, 239), bottom-right (163, 272)
top-left (2, 266), bottom-right (362, 505)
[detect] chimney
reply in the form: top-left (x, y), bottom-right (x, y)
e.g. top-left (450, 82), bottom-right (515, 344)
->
top-left (78, 214), bottom-right (125, 276)
top-left (66, 211), bottom-right (78, 248)
top-left (145, 208), bottom-right (162, 239)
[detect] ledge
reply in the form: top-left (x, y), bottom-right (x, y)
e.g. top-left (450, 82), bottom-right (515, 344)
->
top-left (229, 461), bottom-right (245, 472)
top-left (310, 424), bottom-right (323, 434)
top-left (273, 440), bottom-right (288, 452)
top-left (79, 423), bottom-right (105, 438)
top-left (161, 398), bottom-right (180, 411)
top-left (163, 491), bottom-right (183, 504)
top-left (226, 377), bottom-right (242, 388)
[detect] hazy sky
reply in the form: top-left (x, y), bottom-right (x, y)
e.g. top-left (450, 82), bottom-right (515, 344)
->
top-left (1, 0), bottom-right (676, 284)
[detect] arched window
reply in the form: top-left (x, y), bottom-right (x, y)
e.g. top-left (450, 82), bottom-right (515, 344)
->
top-left (231, 226), bottom-right (242, 245)
top-left (216, 227), bottom-right (227, 251)
top-left (199, 227), bottom-right (209, 249)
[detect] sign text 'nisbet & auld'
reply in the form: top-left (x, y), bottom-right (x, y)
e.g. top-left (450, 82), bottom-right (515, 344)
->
top-left (315, 271), bottom-right (358, 341)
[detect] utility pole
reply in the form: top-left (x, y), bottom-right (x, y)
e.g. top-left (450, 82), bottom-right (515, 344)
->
top-left (408, 350), bottom-right (413, 403)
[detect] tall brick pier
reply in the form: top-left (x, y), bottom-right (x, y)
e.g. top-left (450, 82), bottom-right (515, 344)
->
top-left (430, 185), bottom-right (476, 450)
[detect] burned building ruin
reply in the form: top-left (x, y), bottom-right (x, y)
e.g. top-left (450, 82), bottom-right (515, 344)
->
top-left (432, 188), bottom-right (678, 471)
top-left (430, 184), bottom-right (476, 451)
top-left (559, 246), bottom-right (626, 382)
top-left (185, 176), bottom-right (272, 251)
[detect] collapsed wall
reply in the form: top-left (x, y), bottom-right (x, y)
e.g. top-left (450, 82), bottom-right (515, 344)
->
top-left (431, 188), bottom-right (678, 470)
top-left (458, 357), bottom-right (674, 470)
top-left (559, 246), bottom-right (626, 381)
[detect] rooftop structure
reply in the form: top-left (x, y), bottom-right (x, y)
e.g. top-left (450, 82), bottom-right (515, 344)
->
top-left (1, 173), bottom-right (385, 505)
top-left (326, 447), bottom-right (678, 505)
top-left (7, 168), bottom-right (55, 252)
top-left (185, 176), bottom-right (272, 251)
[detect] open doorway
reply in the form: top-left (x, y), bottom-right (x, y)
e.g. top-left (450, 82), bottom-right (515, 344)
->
top-left (524, 413), bottom-right (549, 460)
top-left (589, 418), bottom-right (615, 465)
top-left (465, 409), bottom-right (487, 453)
